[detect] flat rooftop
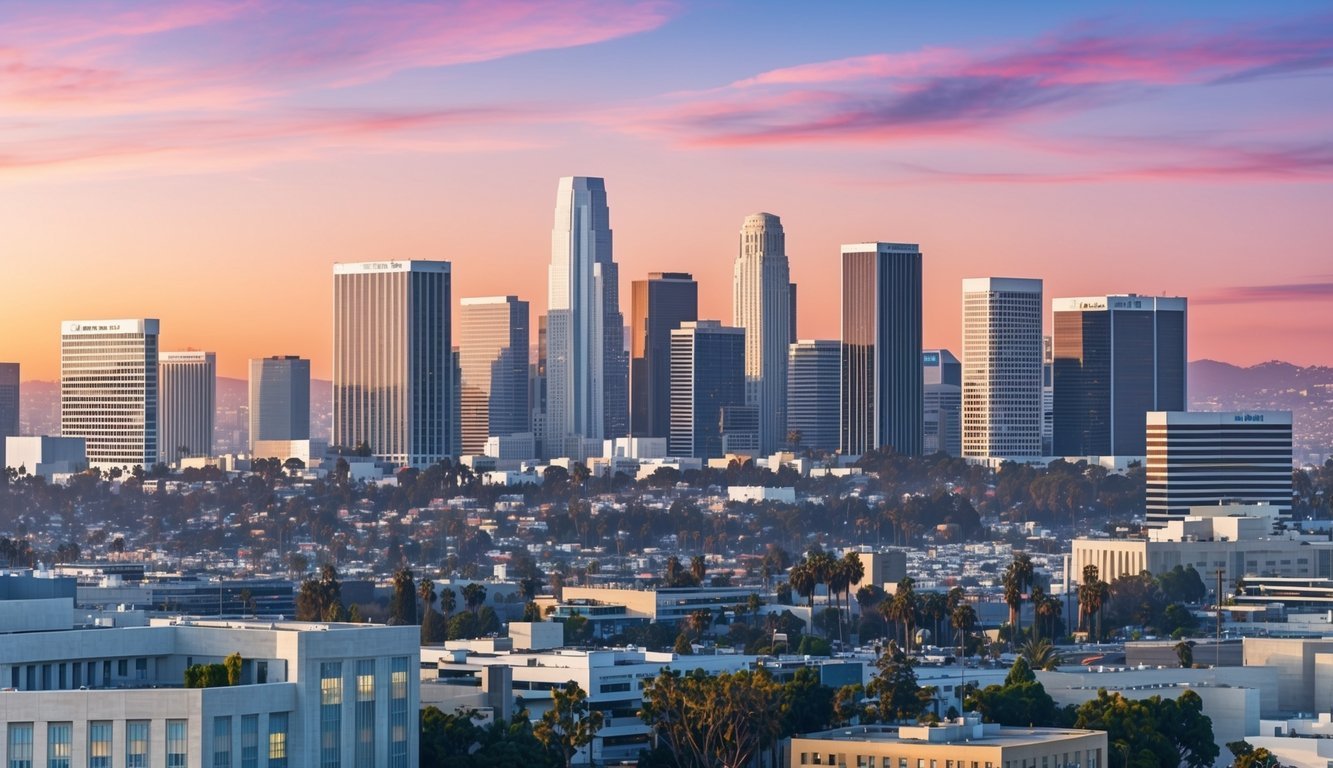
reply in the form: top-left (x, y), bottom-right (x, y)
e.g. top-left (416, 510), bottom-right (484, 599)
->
top-left (800, 724), bottom-right (1102, 748)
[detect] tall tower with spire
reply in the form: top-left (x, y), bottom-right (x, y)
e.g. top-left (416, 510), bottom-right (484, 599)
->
top-left (732, 212), bottom-right (792, 453)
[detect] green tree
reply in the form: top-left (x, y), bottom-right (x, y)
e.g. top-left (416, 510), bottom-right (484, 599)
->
top-left (1175, 640), bottom-right (1194, 668)
top-left (1227, 741), bottom-right (1283, 768)
top-left (534, 681), bottom-right (603, 768)
top-left (780, 666), bottom-right (834, 736)
top-left (1002, 552), bottom-right (1035, 648)
top-left (965, 657), bottom-right (1061, 728)
top-left (639, 669), bottom-right (783, 768)
top-left (1019, 637), bottom-right (1061, 671)
top-left (390, 568), bottom-right (418, 625)
top-left (865, 641), bottom-right (934, 723)
top-left (224, 652), bottom-right (243, 686)
top-left (1074, 689), bottom-right (1218, 768)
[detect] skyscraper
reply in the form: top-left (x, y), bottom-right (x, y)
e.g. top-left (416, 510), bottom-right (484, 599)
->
top-left (459, 296), bottom-right (530, 455)
top-left (1042, 335), bottom-right (1054, 456)
top-left (787, 340), bottom-right (840, 454)
top-left (961, 278), bottom-right (1043, 459)
top-left (158, 351), bottom-right (216, 465)
top-left (0, 363), bottom-right (18, 472)
top-left (333, 260), bottom-right (451, 467)
top-left (1053, 294), bottom-right (1188, 457)
top-left (545, 176), bottom-right (627, 458)
top-left (840, 243), bottom-right (923, 456)
top-left (60, 319), bottom-right (159, 470)
top-left (733, 213), bottom-right (792, 453)
top-left (923, 349), bottom-right (962, 457)
top-left (1146, 411), bottom-right (1292, 526)
top-left (249, 356), bottom-right (311, 451)
top-left (669, 321), bottom-right (746, 459)
top-left (631, 272), bottom-right (698, 439)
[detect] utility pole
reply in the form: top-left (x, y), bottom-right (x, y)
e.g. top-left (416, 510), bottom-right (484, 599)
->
top-left (1215, 568), bottom-right (1224, 668)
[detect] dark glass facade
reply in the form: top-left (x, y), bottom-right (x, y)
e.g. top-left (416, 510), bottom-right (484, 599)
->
top-left (669, 322), bottom-right (746, 459)
top-left (1053, 296), bottom-right (1186, 457)
top-left (630, 273), bottom-right (697, 439)
top-left (840, 244), bottom-right (923, 456)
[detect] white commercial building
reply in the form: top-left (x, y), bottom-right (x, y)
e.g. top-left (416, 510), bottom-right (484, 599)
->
top-left (961, 278), bottom-right (1043, 459)
top-left (424, 641), bottom-right (755, 764)
top-left (733, 212), bottom-right (792, 454)
top-left (159, 351), bottom-right (216, 465)
top-left (333, 260), bottom-right (452, 468)
top-left (4, 436), bottom-right (86, 480)
top-left (60, 319), bottom-right (159, 471)
top-left (1071, 504), bottom-right (1333, 590)
top-left (0, 615), bottom-right (419, 768)
top-left (1146, 410), bottom-right (1293, 526)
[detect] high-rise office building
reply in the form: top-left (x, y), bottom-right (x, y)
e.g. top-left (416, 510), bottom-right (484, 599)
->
top-left (158, 351), bottom-right (215, 465)
top-left (961, 278), bottom-right (1043, 459)
top-left (1146, 411), bottom-right (1292, 526)
top-left (1042, 336), bottom-right (1054, 456)
top-left (788, 283), bottom-right (798, 344)
top-left (530, 315), bottom-right (548, 457)
top-left (923, 349), bottom-right (962, 457)
top-left (840, 242), bottom-right (923, 456)
top-left (0, 363), bottom-right (17, 471)
top-left (333, 261), bottom-right (452, 467)
top-left (1053, 295), bottom-right (1187, 457)
top-left (545, 176), bottom-right (627, 458)
top-left (248, 356), bottom-right (311, 451)
top-left (669, 321), bottom-right (746, 459)
top-left (733, 213), bottom-right (792, 453)
top-left (60, 319), bottom-right (159, 470)
top-left (787, 340), bottom-right (840, 454)
top-left (459, 296), bottom-right (530, 455)
top-left (631, 272), bottom-right (697, 439)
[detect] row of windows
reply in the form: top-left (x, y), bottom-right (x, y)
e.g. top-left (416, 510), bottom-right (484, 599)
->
top-left (5, 720), bottom-right (184, 768)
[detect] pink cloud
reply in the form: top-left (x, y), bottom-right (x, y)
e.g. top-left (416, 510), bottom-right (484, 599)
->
top-left (615, 12), bottom-right (1333, 179)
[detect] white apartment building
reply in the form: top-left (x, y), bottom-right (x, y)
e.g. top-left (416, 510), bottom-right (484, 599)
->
top-left (60, 319), bottom-right (159, 471)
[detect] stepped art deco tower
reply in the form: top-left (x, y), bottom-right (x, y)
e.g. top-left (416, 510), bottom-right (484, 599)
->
top-left (733, 212), bottom-right (792, 453)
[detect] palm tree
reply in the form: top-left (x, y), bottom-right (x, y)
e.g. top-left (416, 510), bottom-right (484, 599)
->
top-left (883, 578), bottom-right (919, 654)
top-left (418, 576), bottom-right (436, 615)
top-left (1019, 637), bottom-right (1061, 671)
top-left (789, 562), bottom-right (816, 609)
top-left (951, 603), bottom-right (977, 659)
top-left (945, 587), bottom-right (965, 646)
top-left (840, 552), bottom-right (865, 629)
top-left (1078, 565), bottom-right (1109, 641)
top-left (690, 555), bottom-right (706, 586)
top-left (1002, 552), bottom-right (1035, 648)
top-left (828, 559), bottom-right (851, 645)
top-left (1034, 588), bottom-right (1063, 642)
top-left (919, 591), bottom-right (948, 649)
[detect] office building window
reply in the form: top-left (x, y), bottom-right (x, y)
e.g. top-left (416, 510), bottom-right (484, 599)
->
top-left (46, 723), bottom-right (71, 768)
top-left (389, 656), bottom-right (410, 768)
top-left (240, 716), bottom-right (258, 768)
top-left (320, 661), bottom-right (342, 768)
top-left (267, 713), bottom-right (288, 768)
top-left (7, 724), bottom-right (33, 768)
top-left (126, 721), bottom-right (150, 768)
top-left (212, 717), bottom-right (231, 768)
top-left (88, 722), bottom-right (112, 768)
top-left (355, 659), bottom-right (375, 765)
top-left (166, 720), bottom-right (186, 768)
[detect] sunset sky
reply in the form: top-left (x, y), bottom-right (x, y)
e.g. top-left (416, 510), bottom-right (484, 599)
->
top-left (3, 0), bottom-right (1331, 380)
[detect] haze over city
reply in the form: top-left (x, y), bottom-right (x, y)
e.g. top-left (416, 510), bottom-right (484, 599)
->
top-left (3, 0), bottom-right (1332, 379)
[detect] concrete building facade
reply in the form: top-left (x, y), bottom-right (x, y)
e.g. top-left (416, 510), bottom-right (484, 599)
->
top-left (458, 296), bottom-right (530, 455)
top-left (158, 351), bottom-right (215, 465)
top-left (923, 348), bottom-right (962, 456)
top-left (787, 340), bottom-right (841, 454)
top-left (961, 278), bottom-right (1043, 459)
top-left (630, 272), bottom-right (697, 441)
top-left (333, 260), bottom-right (452, 467)
top-left (60, 319), bottom-right (159, 471)
top-left (792, 717), bottom-right (1107, 768)
top-left (733, 213), bottom-right (792, 453)
top-left (248, 356), bottom-right (310, 452)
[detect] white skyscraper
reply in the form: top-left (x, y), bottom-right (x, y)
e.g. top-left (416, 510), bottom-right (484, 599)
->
top-left (961, 278), bottom-right (1043, 458)
top-left (60, 319), bottom-right (159, 471)
top-left (333, 261), bottom-right (452, 467)
top-left (545, 176), bottom-right (627, 458)
top-left (733, 212), bottom-right (792, 453)
top-left (158, 351), bottom-right (215, 465)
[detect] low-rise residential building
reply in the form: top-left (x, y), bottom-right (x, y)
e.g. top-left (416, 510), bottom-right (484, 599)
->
top-left (791, 716), bottom-right (1107, 768)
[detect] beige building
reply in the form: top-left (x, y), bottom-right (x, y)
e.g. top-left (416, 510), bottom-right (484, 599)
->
top-left (1071, 504), bottom-right (1333, 589)
top-left (846, 548), bottom-right (908, 595)
top-left (1242, 637), bottom-right (1333, 714)
top-left (791, 716), bottom-right (1106, 768)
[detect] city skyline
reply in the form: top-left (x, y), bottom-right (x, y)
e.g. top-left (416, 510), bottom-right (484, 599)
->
top-left (3, 2), bottom-right (1331, 380)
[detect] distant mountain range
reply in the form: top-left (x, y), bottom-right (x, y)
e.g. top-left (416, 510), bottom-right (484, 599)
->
top-left (16, 361), bottom-right (1332, 459)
